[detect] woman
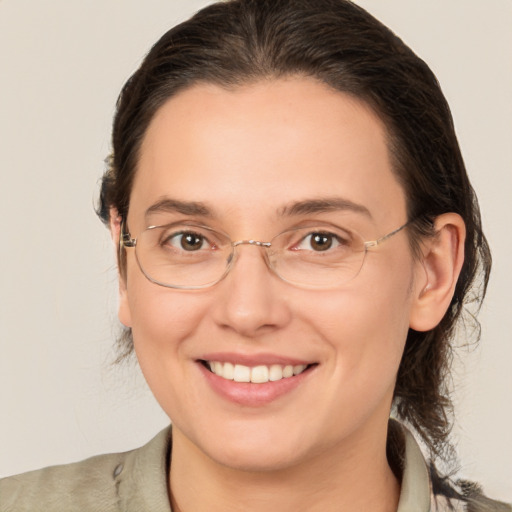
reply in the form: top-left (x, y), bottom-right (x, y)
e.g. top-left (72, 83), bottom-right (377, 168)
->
top-left (1, 0), bottom-right (510, 510)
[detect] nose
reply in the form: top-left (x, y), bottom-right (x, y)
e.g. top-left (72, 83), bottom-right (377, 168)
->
top-left (210, 244), bottom-right (292, 338)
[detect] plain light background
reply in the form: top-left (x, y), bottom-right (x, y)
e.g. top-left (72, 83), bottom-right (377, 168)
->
top-left (0, 0), bottom-right (511, 502)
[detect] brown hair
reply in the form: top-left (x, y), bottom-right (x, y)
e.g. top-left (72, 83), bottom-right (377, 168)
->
top-left (98, 0), bottom-right (491, 475)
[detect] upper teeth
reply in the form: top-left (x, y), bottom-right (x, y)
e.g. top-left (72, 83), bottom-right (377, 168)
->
top-left (208, 362), bottom-right (307, 383)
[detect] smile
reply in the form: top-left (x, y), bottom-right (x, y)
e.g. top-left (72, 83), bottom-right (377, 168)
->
top-left (205, 361), bottom-right (309, 383)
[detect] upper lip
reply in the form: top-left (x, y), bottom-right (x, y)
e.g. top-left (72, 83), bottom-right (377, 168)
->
top-left (198, 352), bottom-right (315, 367)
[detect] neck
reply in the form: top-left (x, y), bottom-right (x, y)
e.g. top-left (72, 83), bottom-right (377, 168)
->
top-left (168, 421), bottom-right (400, 512)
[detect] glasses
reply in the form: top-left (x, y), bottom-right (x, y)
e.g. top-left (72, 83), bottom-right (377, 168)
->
top-left (120, 220), bottom-right (409, 290)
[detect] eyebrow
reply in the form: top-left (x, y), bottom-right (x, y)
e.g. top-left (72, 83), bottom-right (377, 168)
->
top-left (279, 197), bottom-right (372, 218)
top-left (145, 198), bottom-right (214, 219)
top-left (144, 196), bottom-right (372, 221)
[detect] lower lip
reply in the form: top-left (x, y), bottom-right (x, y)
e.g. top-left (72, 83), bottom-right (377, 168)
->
top-left (197, 362), bottom-right (314, 407)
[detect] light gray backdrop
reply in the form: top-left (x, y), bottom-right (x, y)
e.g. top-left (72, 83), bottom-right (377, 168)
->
top-left (0, 0), bottom-right (510, 502)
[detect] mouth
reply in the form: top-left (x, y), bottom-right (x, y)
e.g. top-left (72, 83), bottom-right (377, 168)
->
top-left (197, 356), bottom-right (317, 406)
top-left (200, 360), bottom-right (314, 384)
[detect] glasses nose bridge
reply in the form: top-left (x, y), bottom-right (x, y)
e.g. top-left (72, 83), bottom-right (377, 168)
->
top-left (232, 239), bottom-right (272, 249)
top-left (226, 239), bottom-right (274, 277)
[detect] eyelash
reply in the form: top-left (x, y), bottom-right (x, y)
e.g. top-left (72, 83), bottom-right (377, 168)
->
top-left (161, 231), bottom-right (213, 251)
top-left (292, 231), bottom-right (348, 252)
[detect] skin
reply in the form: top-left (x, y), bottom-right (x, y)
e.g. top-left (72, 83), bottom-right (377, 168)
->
top-left (113, 77), bottom-right (465, 512)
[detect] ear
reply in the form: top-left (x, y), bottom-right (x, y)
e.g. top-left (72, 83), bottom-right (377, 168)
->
top-left (109, 208), bottom-right (133, 328)
top-left (409, 213), bottom-right (466, 332)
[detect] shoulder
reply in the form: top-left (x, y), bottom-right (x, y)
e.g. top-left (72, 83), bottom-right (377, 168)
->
top-left (0, 427), bottom-right (172, 512)
top-left (0, 450), bottom-right (125, 512)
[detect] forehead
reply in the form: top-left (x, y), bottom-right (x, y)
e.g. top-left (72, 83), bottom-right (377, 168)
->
top-left (130, 77), bottom-right (407, 231)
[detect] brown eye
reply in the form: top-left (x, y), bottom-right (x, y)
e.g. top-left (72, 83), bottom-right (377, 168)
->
top-left (180, 233), bottom-right (205, 251)
top-left (163, 231), bottom-right (208, 251)
top-left (309, 233), bottom-right (333, 251)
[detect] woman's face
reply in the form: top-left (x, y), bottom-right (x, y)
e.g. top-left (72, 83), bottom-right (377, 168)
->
top-left (120, 77), bottom-right (424, 471)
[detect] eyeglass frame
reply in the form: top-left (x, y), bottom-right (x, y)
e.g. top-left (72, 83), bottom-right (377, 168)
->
top-left (119, 219), bottom-right (411, 290)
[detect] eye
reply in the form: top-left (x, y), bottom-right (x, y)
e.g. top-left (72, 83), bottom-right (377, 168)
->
top-left (296, 231), bottom-right (346, 252)
top-left (308, 233), bottom-right (334, 251)
top-left (164, 231), bottom-right (210, 251)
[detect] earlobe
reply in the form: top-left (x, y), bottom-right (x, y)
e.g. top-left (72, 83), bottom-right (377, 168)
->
top-left (409, 213), bottom-right (466, 332)
top-left (109, 208), bottom-right (133, 328)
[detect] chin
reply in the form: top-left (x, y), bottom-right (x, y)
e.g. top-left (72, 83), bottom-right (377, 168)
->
top-left (209, 442), bottom-right (307, 474)
top-left (186, 419), bottom-right (315, 473)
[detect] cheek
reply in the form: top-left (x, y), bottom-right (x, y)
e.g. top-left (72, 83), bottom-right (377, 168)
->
top-left (123, 261), bottom-right (208, 370)
top-left (317, 288), bottom-right (410, 365)
top-left (125, 279), bottom-right (214, 418)
top-left (129, 286), bottom-right (205, 350)
top-left (308, 258), bottom-right (415, 395)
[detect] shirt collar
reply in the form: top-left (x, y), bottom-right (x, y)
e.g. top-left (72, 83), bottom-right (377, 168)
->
top-left (395, 422), bottom-right (432, 512)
